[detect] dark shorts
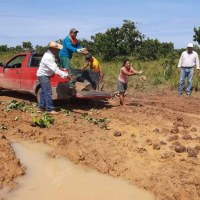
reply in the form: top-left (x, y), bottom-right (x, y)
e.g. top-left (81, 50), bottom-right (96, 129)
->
top-left (117, 81), bottom-right (127, 93)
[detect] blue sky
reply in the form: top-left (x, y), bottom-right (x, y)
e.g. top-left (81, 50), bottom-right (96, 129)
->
top-left (0, 0), bottom-right (200, 48)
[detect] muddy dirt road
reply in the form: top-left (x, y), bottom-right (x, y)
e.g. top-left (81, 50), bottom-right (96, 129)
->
top-left (0, 90), bottom-right (200, 200)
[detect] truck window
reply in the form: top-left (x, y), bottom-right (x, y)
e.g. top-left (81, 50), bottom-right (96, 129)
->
top-left (29, 54), bottom-right (60, 67)
top-left (30, 55), bottom-right (42, 67)
top-left (6, 55), bottom-right (26, 68)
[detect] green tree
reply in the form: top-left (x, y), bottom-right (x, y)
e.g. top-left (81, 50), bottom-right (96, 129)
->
top-left (137, 39), bottom-right (174, 60)
top-left (193, 44), bottom-right (200, 55)
top-left (15, 45), bottom-right (22, 51)
top-left (193, 27), bottom-right (200, 45)
top-left (117, 20), bottom-right (144, 56)
top-left (79, 39), bottom-right (95, 54)
top-left (0, 45), bottom-right (8, 52)
top-left (22, 41), bottom-right (33, 51)
top-left (91, 27), bottom-right (120, 60)
top-left (91, 20), bottom-right (144, 61)
top-left (35, 45), bottom-right (46, 54)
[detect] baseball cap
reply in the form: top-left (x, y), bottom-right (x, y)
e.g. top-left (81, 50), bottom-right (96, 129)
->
top-left (187, 43), bottom-right (193, 48)
top-left (48, 41), bottom-right (63, 50)
top-left (70, 28), bottom-right (79, 33)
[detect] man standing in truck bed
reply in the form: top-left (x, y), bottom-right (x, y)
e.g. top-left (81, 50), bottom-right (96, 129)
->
top-left (59, 28), bottom-right (88, 74)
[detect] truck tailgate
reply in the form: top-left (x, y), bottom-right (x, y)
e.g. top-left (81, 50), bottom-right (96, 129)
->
top-left (76, 90), bottom-right (112, 99)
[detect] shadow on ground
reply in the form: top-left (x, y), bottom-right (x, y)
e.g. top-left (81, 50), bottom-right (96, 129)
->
top-left (0, 90), bottom-right (113, 111)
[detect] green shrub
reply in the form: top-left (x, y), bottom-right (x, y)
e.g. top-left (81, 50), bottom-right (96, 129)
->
top-left (32, 114), bottom-right (54, 128)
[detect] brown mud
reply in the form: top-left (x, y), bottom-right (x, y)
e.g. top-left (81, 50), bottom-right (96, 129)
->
top-left (0, 90), bottom-right (200, 200)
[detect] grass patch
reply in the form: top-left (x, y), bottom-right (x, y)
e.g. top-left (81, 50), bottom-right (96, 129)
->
top-left (3, 52), bottom-right (199, 92)
top-left (0, 52), bottom-right (18, 63)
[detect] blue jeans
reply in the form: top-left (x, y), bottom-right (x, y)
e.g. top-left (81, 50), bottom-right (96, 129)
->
top-left (38, 76), bottom-right (54, 112)
top-left (178, 67), bottom-right (194, 95)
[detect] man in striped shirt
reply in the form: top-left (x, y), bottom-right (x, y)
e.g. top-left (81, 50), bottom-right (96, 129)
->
top-left (178, 43), bottom-right (199, 96)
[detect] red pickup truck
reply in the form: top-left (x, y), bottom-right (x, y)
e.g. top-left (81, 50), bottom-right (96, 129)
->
top-left (0, 52), bottom-right (112, 101)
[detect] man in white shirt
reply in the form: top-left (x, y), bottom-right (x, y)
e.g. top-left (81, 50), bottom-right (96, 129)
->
top-left (37, 41), bottom-right (70, 114)
top-left (178, 43), bottom-right (200, 96)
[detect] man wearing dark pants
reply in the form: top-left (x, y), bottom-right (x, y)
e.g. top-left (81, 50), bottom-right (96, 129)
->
top-left (178, 43), bottom-right (199, 96)
top-left (37, 41), bottom-right (71, 114)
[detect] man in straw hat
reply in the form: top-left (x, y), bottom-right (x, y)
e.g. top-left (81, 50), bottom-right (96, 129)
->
top-left (178, 43), bottom-right (199, 96)
top-left (36, 41), bottom-right (71, 114)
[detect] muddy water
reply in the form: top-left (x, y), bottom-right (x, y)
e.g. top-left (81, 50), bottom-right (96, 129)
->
top-left (0, 141), bottom-right (155, 200)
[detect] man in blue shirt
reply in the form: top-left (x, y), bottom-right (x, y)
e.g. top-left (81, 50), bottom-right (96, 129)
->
top-left (59, 28), bottom-right (88, 74)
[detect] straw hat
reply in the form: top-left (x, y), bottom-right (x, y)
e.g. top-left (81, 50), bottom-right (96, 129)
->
top-left (48, 41), bottom-right (63, 50)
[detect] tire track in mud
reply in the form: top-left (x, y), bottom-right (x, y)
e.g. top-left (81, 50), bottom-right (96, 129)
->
top-left (130, 97), bottom-right (200, 120)
top-left (145, 104), bottom-right (200, 120)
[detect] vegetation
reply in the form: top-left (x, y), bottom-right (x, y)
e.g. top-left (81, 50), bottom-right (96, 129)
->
top-left (3, 100), bottom-right (28, 112)
top-left (79, 20), bottom-right (174, 61)
top-left (194, 27), bottom-right (200, 45)
top-left (0, 20), bottom-right (174, 62)
top-left (3, 100), bottom-right (37, 113)
top-left (61, 108), bottom-right (72, 116)
top-left (1, 20), bottom-right (200, 91)
top-left (137, 39), bottom-right (174, 61)
top-left (32, 114), bottom-right (54, 128)
top-left (70, 53), bottom-right (181, 91)
top-left (80, 113), bottom-right (110, 130)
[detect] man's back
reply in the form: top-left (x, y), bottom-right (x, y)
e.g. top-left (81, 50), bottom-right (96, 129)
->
top-left (90, 57), bottom-right (101, 72)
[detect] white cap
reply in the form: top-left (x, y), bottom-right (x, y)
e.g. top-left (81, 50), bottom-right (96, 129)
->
top-left (187, 43), bottom-right (193, 48)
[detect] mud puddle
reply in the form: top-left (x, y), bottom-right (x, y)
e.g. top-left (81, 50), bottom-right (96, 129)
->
top-left (0, 141), bottom-right (154, 200)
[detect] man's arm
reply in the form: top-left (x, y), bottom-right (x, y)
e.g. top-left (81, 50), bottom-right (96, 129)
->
top-left (64, 38), bottom-right (78, 53)
top-left (177, 53), bottom-right (184, 73)
top-left (45, 58), bottom-right (69, 78)
top-left (195, 53), bottom-right (200, 75)
top-left (81, 61), bottom-right (90, 70)
top-left (196, 53), bottom-right (200, 70)
top-left (97, 65), bottom-right (104, 80)
top-left (121, 68), bottom-right (134, 76)
top-left (130, 67), bottom-right (142, 75)
top-left (65, 38), bottom-right (88, 54)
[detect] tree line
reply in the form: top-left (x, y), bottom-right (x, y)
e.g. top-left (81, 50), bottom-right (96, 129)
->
top-left (1, 20), bottom-right (200, 61)
top-left (0, 41), bottom-right (46, 54)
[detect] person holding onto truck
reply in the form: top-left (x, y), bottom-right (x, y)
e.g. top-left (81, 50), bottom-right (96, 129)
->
top-left (117, 59), bottom-right (142, 106)
top-left (37, 41), bottom-right (71, 114)
top-left (81, 53), bottom-right (104, 90)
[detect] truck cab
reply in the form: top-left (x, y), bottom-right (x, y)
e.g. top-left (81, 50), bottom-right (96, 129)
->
top-left (0, 52), bottom-right (112, 101)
